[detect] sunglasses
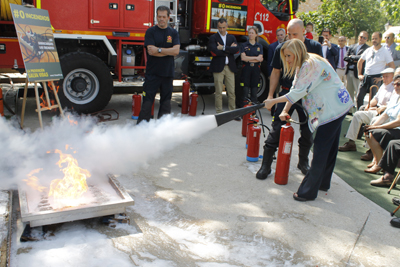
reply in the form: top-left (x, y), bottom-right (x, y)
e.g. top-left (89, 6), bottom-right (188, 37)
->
top-left (394, 82), bottom-right (400, 87)
top-left (359, 36), bottom-right (368, 40)
top-left (385, 36), bottom-right (391, 39)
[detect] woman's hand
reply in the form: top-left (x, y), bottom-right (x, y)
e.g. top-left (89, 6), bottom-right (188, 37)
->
top-left (279, 111), bottom-right (290, 121)
top-left (263, 99), bottom-right (274, 111)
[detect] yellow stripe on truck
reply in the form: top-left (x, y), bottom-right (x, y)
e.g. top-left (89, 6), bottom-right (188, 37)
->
top-left (206, 0), bottom-right (211, 31)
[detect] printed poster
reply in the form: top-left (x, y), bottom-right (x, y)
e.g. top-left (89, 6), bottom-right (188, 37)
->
top-left (211, 3), bottom-right (247, 32)
top-left (10, 4), bottom-right (63, 82)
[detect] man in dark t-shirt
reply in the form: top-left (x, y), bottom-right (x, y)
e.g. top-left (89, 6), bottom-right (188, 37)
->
top-left (256, 18), bottom-right (323, 180)
top-left (137, 6), bottom-right (180, 124)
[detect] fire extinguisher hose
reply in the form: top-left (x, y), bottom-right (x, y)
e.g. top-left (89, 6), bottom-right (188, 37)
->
top-left (286, 102), bottom-right (309, 125)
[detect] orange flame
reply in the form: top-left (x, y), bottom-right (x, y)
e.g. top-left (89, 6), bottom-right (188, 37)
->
top-left (24, 146), bottom-right (91, 208)
top-left (67, 115), bottom-right (78, 126)
top-left (48, 149), bottom-right (91, 200)
top-left (23, 168), bottom-right (47, 192)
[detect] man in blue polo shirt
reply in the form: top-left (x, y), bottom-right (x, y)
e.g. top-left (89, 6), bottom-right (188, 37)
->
top-left (256, 18), bottom-right (323, 180)
top-left (137, 6), bottom-right (180, 124)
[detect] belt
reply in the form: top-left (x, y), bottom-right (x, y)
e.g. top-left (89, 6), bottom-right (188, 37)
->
top-left (245, 62), bottom-right (260, 67)
top-left (366, 74), bottom-right (381, 78)
top-left (337, 68), bottom-right (345, 70)
top-left (281, 86), bottom-right (290, 90)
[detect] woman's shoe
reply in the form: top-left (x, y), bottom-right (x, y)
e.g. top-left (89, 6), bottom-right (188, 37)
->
top-left (367, 161), bottom-right (375, 168)
top-left (293, 193), bottom-right (314, 202)
top-left (364, 165), bottom-right (382, 174)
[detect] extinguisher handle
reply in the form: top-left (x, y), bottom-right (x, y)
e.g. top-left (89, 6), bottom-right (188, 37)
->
top-left (285, 115), bottom-right (291, 121)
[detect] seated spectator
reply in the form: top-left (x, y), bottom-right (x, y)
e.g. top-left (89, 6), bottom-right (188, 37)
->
top-left (376, 139), bottom-right (400, 186)
top-left (375, 139), bottom-right (400, 228)
top-left (339, 68), bottom-right (395, 152)
top-left (396, 67), bottom-right (400, 76)
top-left (363, 75), bottom-right (400, 175)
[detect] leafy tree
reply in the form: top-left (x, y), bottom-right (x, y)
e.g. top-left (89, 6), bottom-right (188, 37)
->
top-left (381, 0), bottom-right (400, 25)
top-left (298, 0), bottom-right (385, 41)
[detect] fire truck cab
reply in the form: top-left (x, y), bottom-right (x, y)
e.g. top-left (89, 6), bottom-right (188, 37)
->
top-left (0, 0), bottom-right (298, 113)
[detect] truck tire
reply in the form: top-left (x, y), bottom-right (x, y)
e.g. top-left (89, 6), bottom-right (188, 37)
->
top-left (57, 52), bottom-right (113, 114)
top-left (256, 71), bottom-right (268, 102)
top-left (257, 61), bottom-right (269, 102)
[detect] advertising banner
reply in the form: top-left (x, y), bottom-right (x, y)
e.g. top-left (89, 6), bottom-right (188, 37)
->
top-left (10, 4), bottom-right (63, 82)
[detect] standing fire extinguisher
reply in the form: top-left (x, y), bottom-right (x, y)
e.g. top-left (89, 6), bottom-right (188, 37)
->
top-left (246, 120), bottom-right (261, 162)
top-left (188, 91), bottom-right (198, 116)
top-left (181, 80), bottom-right (190, 114)
top-left (131, 93), bottom-right (141, 120)
top-left (274, 116), bottom-right (294, 185)
top-left (241, 103), bottom-right (254, 137)
top-left (246, 116), bottom-right (258, 148)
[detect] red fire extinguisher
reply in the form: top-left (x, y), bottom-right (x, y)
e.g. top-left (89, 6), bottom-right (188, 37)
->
top-left (274, 116), bottom-right (294, 185)
top-left (131, 93), bottom-right (141, 120)
top-left (181, 80), bottom-right (190, 114)
top-left (188, 92), bottom-right (198, 116)
top-left (246, 120), bottom-right (261, 162)
top-left (241, 103), bottom-right (254, 137)
top-left (246, 116), bottom-right (258, 148)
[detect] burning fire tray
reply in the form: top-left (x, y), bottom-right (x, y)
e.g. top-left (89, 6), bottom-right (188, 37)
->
top-left (18, 175), bottom-right (134, 227)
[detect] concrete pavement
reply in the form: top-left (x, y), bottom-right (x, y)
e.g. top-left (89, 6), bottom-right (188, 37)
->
top-left (1, 91), bottom-right (400, 266)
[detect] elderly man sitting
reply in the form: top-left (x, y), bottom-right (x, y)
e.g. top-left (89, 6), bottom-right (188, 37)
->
top-left (339, 68), bottom-right (395, 152)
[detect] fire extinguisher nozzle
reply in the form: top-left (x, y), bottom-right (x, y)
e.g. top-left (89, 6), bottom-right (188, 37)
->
top-left (215, 103), bottom-right (265, 127)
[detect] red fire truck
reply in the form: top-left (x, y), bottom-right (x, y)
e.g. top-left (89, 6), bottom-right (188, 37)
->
top-left (0, 0), bottom-right (299, 113)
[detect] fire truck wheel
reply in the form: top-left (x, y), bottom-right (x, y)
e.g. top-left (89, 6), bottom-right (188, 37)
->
top-left (57, 52), bottom-right (113, 114)
top-left (256, 72), bottom-right (268, 102)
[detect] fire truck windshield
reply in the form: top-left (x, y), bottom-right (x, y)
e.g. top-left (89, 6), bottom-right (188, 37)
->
top-left (260, 0), bottom-right (289, 13)
top-left (218, 0), bottom-right (244, 4)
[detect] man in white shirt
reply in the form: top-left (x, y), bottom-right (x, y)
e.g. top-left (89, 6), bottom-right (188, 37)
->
top-left (339, 68), bottom-right (395, 151)
top-left (336, 36), bottom-right (348, 87)
top-left (357, 32), bottom-right (395, 109)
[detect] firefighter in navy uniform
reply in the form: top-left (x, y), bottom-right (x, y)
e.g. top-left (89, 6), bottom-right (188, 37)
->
top-left (256, 19), bottom-right (323, 180)
top-left (240, 26), bottom-right (264, 105)
top-left (137, 6), bottom-right (180, 124)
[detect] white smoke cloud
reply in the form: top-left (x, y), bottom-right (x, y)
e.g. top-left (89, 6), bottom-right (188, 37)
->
top-left (0, 114), bottom-right (218, 190)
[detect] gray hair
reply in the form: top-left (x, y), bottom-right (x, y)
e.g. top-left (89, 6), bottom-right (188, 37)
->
top-left (276, 28), bottom-right (286, 35)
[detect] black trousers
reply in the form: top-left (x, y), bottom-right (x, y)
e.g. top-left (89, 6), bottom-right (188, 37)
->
top-left (264, 90), bottom-right (313, 152)
top-left (137, 74), bottom-right (173, 124)
top-left (371, 128), bottom-right (400, 151)
top-left (241, 63), bottom-right (260, 88)
top-left (356, 74), bottom-right (382, 110)
top-left (296, 114), bottom-right (346, 200)
top-left (379, 139), bottom-right (400, 174)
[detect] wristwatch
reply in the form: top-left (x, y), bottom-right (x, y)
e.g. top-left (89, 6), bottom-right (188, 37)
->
top-left (158, 48), bottom-right (162, 53)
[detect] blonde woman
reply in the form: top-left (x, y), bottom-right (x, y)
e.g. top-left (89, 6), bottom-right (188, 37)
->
top-left (264, 39), bottom-right (353, 201)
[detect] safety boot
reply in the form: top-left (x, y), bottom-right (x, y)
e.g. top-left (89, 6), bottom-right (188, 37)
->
top-left (256, 147), bottom-right (275, 180)
top-left (250, 87), bottom-right (258, 103)
top-left (243, 87), bottom-right (250, 103)
top-left (297, 146), bottom-right (310, 175)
